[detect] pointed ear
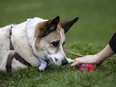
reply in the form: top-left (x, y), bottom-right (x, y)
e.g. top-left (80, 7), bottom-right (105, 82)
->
top-left (44, 16), bottom-right (60, 36)
top-left (62, 17), bottom-right (79, 33)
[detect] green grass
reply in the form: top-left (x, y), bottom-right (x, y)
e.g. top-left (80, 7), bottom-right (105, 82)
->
top-left (0, 44), bottom-right (116, 87)
top-left (0, 0), bottom-right (116, 87)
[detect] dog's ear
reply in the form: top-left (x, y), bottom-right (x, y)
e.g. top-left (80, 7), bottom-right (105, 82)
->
top-left (61, 17), bottom-right (79, 33)
top-left (44, 16), bottom-right (60, 36)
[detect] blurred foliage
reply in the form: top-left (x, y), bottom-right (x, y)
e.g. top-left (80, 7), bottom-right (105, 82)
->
top-left (0, 0), bottom-right (116, 45)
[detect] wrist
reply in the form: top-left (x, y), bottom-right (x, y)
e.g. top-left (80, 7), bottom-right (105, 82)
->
top-left (95, 53), bottom-right (105, 64)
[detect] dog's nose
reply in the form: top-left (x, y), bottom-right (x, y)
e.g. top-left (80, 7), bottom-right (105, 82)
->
top-left (62, 58), bottom-right (68, 65)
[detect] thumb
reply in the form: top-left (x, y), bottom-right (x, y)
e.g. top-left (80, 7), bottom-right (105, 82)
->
top-left (71, 61), bottom-right (79, 66)
top-left (71, 58), bottom-right (83, 66)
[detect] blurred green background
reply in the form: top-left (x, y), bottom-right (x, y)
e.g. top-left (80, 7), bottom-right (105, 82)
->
top-left (0, 0), bottom-right (116, 45)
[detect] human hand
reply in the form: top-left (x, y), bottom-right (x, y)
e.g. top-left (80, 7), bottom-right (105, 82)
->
top-left (71, 55), bottom-right (101, 67)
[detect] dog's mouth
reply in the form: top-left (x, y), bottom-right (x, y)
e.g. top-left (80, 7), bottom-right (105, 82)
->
top-left (38, 58), bottom-right (74, 71)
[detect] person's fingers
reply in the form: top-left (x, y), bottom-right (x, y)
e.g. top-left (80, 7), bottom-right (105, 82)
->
top-left (71, 61), bottom-right (79, 66)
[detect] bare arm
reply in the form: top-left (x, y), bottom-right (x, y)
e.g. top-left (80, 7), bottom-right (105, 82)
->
top-left (71, 44), bottom-right (115, 66)
top-left (71, 32), bottom-right (116, 67)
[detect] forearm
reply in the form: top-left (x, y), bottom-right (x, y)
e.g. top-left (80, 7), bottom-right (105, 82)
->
top-left (71, 44), bottom-right (115, 66)
top-left (96, 32), bottom-right (116, 63)
top-left (96, 44), bottom-right (114, 63)
top-left (71, 32), bottom-right (116, 66)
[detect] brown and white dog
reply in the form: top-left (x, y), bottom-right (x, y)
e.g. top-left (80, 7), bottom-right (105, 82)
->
top-left (0, 16), bottom-right (78, 74)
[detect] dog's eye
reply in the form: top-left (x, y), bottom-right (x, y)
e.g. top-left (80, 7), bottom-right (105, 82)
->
top-left (51, 41), bottom-right (60, 47)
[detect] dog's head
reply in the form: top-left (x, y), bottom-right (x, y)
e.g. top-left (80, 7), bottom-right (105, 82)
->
top-left (33, 16), bottom-right (79, 66)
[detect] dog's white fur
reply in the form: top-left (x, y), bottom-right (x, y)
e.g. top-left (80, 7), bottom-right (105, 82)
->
top-left (0, 17), bottom-right (77, 72)
top-left (0, 18), bottom-right (47, 72)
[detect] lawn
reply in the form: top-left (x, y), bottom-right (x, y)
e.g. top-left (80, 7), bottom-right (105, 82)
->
top-left (0, 0), bottom-right (116, 87)
top-left (0, 44), bottom-right (116, 87)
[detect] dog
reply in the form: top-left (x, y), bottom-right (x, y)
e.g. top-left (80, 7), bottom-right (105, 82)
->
top-left (0, 16), bottom-right (78, 74)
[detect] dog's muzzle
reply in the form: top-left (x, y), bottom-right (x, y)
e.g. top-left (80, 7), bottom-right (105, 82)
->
top-left (62, 58), bottom-right (68, 65)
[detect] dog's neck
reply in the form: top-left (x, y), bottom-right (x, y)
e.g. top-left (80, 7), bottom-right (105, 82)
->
top-left (26, 18), bottom-right (48, 70)
top-left (26, 17), bottom-right (46, 59)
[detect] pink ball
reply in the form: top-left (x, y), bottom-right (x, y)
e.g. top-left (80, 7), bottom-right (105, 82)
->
top-left (79, 64), bottom-right (95, 72)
